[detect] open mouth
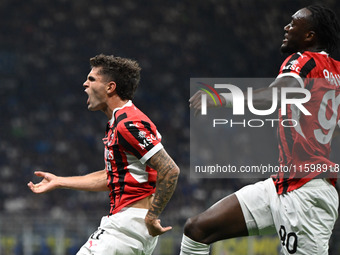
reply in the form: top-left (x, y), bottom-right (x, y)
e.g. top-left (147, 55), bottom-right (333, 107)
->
top-left (84, 90), bottom-right (90, 104)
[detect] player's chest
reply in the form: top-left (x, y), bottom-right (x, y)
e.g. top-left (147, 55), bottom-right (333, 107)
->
top-left (103, 126), bottom-right (117, 148)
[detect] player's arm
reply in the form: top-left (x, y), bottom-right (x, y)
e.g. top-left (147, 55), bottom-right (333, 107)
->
top-left (189, 76), bottom-right (302, 112)
top-left (246, 76), bottom-right (302, 109)
top-left (144, 148), bottom-right (180, 237)
top-left (27, 169), bottom-right (109, 193)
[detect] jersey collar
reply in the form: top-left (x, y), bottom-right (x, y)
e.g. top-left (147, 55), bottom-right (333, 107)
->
top-left (109, 100), bottom-right (132, 126)
top-left (319, 51), bottom-right (328, 55)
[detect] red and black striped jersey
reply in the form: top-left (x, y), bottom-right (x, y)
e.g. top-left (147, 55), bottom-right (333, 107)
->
top-left (273, 51), bottom-right (340, 194)
top-left (103, 101), bottom-right (163, 214)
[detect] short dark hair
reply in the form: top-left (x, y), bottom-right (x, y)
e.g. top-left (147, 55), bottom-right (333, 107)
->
top-left (89, 54), bottom-right (141, 100)
top-left (306, 5), bottom-right (340, 54)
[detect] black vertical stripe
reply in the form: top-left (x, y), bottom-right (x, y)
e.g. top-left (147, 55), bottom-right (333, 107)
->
top-left (282, 117), bottom-right (294, 155)
top-left (141, 120), bottom-right (152, 133)
top-left (113, 112), bottom-right (128, 129)
top-left (107, 171), bottom-right (116, 213)
top-left (112, 143), bottom-right (127, 202)
top-left (118, 128), bottom-right (143, 160)
top-left (276, 128), bottom-right (289, 194)
top-left (299, 58), bottom-right (316, 78)
top-left (105, 122), bottom-right (110, 133)
top-left (281, 179), bottom-right (289, 194)
top-left (109, 187), bottom-right (116, 213)
top-left (286, 53), bottom-right (300, 65)
top-left (276, 123), bottom-right (284, 192)
top-left (277, 127), bottom-right (288, 164)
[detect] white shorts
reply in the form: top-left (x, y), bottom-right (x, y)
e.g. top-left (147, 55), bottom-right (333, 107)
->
top-left (76, 207), bottom-right (158, 255)
top-left (235, 178), bottom-right (338, 255)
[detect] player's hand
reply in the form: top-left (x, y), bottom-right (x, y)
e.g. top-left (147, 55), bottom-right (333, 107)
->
top-left (144, 216), bottom-right (172, 237)
top-left (189, 90), bottom-right (204, 116)
top-left (27, 171), bottom-right (59, 193)
top-left (189, 90), bottom-right (223, 116)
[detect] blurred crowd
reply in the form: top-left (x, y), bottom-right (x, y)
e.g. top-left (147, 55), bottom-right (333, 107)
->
top-left (0, 0), bottom-right (340, 249)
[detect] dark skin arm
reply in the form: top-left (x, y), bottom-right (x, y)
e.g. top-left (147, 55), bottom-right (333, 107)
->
top-left (189, 76), bottom-right (302, 113)
top-left (246, 76), bottom-right (303, 108)
top-left (144, 148), bottom-right (180, 236)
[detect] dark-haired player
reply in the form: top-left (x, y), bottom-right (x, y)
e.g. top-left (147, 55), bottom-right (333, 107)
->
top-left (182, 5), bottom-right (340, 254)
top-left (28, 54), bottom-right (180, 255)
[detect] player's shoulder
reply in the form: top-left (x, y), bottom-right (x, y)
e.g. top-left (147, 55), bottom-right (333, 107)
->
top-left (280, 51), bottom-right (324, 77)
top-left (283, 51), bottom-right (312, 64)
top-left (284, 51), bottom-right (330, 64)
top-left (115, 104), bottom-right (155, 130)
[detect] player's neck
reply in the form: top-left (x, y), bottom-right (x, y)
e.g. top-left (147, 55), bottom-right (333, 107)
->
top-left (103, 96), bottom-right (129, 119)
top-left (303, 45), bottom-right (326, 53)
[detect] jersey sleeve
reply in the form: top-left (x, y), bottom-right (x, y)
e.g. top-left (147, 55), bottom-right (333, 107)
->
top-left (116, 120), bottom-right (163, 164)
top-left (276, 52), bottom-right (316, 88)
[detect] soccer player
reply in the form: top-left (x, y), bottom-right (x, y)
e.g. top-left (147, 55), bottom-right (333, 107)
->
top-left (182, 5), bottom-right (340, 255)
top-left (27, 54), bottom-right (180, 255)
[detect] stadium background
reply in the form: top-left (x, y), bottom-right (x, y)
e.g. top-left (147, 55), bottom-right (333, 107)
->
top-left (1, 0), bottom-right (340, 254)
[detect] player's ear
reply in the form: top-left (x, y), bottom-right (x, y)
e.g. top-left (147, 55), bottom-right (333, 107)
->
top-left (107, 81), bottom-right (117, 94)
top-left (305, 30), bottom-right (316, 42)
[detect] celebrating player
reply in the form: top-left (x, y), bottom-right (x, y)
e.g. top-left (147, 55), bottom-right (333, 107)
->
top-left (182, 5), bottom-right (339, 255)
top-left (28, 54), bottom-right (180, 255)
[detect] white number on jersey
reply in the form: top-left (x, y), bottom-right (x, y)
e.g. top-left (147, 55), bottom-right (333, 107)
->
top-left (314, 90), bottom-right (340, 145)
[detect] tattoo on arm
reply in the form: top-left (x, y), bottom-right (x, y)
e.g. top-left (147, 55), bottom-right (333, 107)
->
top-left (146, 149), bottom-right (179, 218)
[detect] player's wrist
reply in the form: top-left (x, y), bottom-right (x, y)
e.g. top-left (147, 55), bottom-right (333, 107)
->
top-left (222, 93), bottom-right (233, 108)
top-left (55, 176), bottom-right (68, 189)
top-left (145, 211), bottom-right (158, 221)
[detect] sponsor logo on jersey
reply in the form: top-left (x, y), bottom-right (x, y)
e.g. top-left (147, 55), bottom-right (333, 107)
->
top-left (282, 59), bottom-right (301, 73)
top-left (138, 130), bottom-right (147, 139)
top-left (129, 123), bottom-right (139, 127)
top-left (138, 134), bottom-right (157, 150)
top-left (105, 148), bottom-right (114, 160)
